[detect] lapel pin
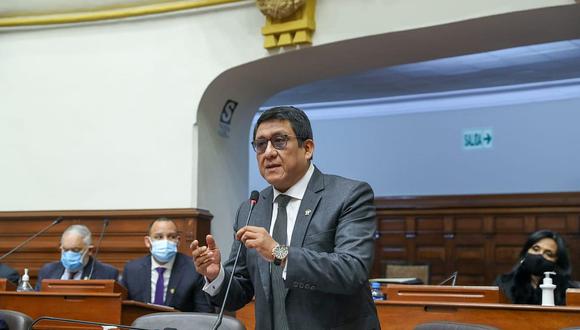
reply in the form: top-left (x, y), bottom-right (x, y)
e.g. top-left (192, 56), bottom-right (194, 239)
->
top-left (305, 209), bottom-right (312, 216)
top-left (170, 288), bottom-right (175, 294)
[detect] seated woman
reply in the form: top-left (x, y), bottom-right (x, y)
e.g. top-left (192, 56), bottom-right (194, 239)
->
top-left (495, 230), bottom-right (577, 305)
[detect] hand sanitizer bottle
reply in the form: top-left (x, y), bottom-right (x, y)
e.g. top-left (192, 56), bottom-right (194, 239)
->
top-left (540, 271), bottom-right (556, 306)
top-left (17, 268), bottom-right (34, 292)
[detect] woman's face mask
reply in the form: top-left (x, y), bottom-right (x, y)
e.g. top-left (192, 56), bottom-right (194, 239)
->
top-left (61, 249), bottom-right (87, 272)
top-left (149, 238), bottom-right (177, 263)
top-left (521, 253), bottom-right (556, 276)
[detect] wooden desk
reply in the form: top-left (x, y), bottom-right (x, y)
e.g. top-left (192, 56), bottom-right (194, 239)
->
top-left (0, 291), bottom-right (122, 329)
top-left (0, 279), bottom-right (16, 291)
top-left (384, 284), bottom-right (507, 304)
top-left (567, 288), bottom-right (580, 306)
top-left (236, 285), bottom-right (580, 330)
top-left (236, 300), bottom-right (580, 330)
top-left (378, 300), bottom-right (580, 329)
top-left (0, 292), bottom-right (173, 329)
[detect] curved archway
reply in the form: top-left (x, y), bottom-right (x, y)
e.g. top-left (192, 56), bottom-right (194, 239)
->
top-left (196, 4), bottom-right (580, 248)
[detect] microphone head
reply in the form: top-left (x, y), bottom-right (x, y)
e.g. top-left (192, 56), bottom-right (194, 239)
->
top-left (54, 216), bottom-right (64, 224)
top-left (249, 190), bottom-right (260, 204)
top-left (103, 218), bottom-right (110, 226)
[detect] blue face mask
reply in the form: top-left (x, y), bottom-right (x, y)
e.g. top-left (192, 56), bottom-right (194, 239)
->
top-left (150, 239), bottom-right (177, 263)
top-left (61, 250), bottom-right (86, 272)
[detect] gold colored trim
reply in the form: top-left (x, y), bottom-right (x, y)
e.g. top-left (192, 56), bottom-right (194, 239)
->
top-left (0, 0), bottom-right (244, 27)
top-left (261, 0), bottom-right (315, 49)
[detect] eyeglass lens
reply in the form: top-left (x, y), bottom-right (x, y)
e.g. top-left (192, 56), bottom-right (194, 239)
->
top-left (252, 135), bottom-right (290, 153)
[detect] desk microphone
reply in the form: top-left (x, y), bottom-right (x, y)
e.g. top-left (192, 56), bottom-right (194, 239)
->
top-left (86, 218), bottom-right (110, 280)
top-left (0, 216), bottom-right (64, 261)
top-left (28, 316), bottom-right (150, 330)
top-left (438, 271), bottom-right (458, 286)
top-left (212, 190), bottom-right (260, 330)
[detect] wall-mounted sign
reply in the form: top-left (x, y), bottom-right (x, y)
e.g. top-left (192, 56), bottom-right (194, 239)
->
top-left (463, 128), bottom-right (493, 150)
top-left (218, 99), bottom-right (238, 138)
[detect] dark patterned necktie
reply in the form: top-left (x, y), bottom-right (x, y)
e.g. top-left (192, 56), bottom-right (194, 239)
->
top-left (271, 194), bottom-right (291, 330)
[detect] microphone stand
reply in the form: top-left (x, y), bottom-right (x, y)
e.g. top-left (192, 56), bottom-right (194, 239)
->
top-left (87, 218), bottom-right (110, 280)
top-left (438, 271), bottom-right (458, 286)
top-left (0, 216), bottom-right (64, 261)
top-left (29, 316), bottom-right (150, 330)
top-left (212, 192), bottom-right (259, 330)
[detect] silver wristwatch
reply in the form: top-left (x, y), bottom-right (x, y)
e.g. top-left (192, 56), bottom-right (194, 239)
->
top-left (272, 244), bottom-right (289, 266)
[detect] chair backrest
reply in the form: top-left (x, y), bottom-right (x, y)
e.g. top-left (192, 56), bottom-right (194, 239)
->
top-left (0, 310), bottom-right (33, 330)
top-left (414, 321), bottom-right (499, 330)
top-left (132, 312), bottom-right (246, 330)
top-left (386, 263), bottom-right (430, 285)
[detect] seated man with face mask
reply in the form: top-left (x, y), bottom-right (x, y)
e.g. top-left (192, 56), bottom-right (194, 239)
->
top-left (120, 217), bottom-right (212, 312)
top-left (36, 224), bottom-right (119, 290)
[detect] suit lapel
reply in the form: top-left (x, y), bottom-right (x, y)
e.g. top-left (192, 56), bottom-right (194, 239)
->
top-left (165, 254), bottom-right (183, 306)
top-left (81, 257), bottom-right (94, 280)
top-left (53, 263), bottom-right (66, 279)
top-left (291, 168), bottom-right (324, 247)
top-left (255, 187), bottom-right (274, 304)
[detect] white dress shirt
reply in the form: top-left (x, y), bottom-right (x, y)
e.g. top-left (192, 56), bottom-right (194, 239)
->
top-left (61, 269), bottom-right (83, 280)
top-left (204, 163), bottom-right (315, 295)
top-left (150, 255), bottom-right (175, 304)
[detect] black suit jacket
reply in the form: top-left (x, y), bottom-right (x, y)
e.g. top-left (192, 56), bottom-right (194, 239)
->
top-left (35, 256), bottom-right (119, 290)
top-left (0, 263), bottom-right (19, 284)
top-left (211, 167), bottom-right (380, 330)
top-left (120, 252), bottom-right (212, 313)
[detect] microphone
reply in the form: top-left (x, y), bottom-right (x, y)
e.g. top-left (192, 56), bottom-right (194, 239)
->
top-left (212, 190), bottom-right (260, 330)
top-left (0, 216), bottom-right (64, 261)
top-left (29, 316), bottom-right (150, 330)
top-left (438, 271), bottom-right (458, 286)
top-left (86, 218), bottom-right (110, 280)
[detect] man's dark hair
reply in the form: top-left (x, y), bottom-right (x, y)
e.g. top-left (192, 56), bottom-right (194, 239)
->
top-left (147, 217), bottom-right (178, 236)
top-left (252, 106), bottom-right (313, 147)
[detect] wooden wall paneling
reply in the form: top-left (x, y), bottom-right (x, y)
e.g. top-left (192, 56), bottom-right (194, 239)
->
top-left (483, 215), bottom-right (496, 285)
top-left (376, 215), bottom-right (407, 276)
top-left (494, 215), bottom-right (526, 233)
top-left (0, 209), bottom-right (212, 286)
top-left (524, 214), bottom-right (537, 233)
top-left (536, 214), bottom-right (568, 232)
top-left (443, 216), bottom-right (455, 285)
top-left (405, 216), bottom-right (417, 269)
top-left (373, 193), bottom-right (580, 285)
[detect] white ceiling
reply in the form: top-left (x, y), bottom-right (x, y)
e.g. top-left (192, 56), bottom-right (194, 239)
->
top-left (264, 38), bottom-right (580, 106)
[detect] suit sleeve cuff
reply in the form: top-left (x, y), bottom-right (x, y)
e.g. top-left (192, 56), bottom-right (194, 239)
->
top-left (202, 264), bottom-right (225, 296)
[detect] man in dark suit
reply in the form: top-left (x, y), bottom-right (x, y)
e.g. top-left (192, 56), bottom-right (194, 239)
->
top-left (192, 106), bottom-right (380, 329)
top-left (120, 217), bottom-right (212, 313)
top-left (36, 224), bottom-right (119, 290)
top-left (0, 263), bottom-right (19, 284)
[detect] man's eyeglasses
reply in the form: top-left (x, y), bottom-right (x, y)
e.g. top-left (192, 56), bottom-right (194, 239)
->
top-left (251, 134), bottom-right (301, 154)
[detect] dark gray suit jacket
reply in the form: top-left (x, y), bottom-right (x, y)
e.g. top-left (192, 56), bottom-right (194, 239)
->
top-left (211, 167), bottom-right (380, 330)
top-left (35, 256), bottom-right (119, 290)
top-left (0, 263), bottom-right (19, 284)
top-left (120, 252), bottom-right (212, 313)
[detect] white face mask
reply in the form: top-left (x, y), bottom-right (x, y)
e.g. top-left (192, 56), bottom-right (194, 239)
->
top-left (149, 238), bottom-right (177, 263)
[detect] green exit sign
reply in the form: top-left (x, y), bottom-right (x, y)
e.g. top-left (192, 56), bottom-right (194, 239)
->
top-left (463, 129), bottom-right (493, 150)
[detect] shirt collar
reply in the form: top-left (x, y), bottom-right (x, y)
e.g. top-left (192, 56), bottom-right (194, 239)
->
top-left (272, 163), bottom-right (314, 202)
